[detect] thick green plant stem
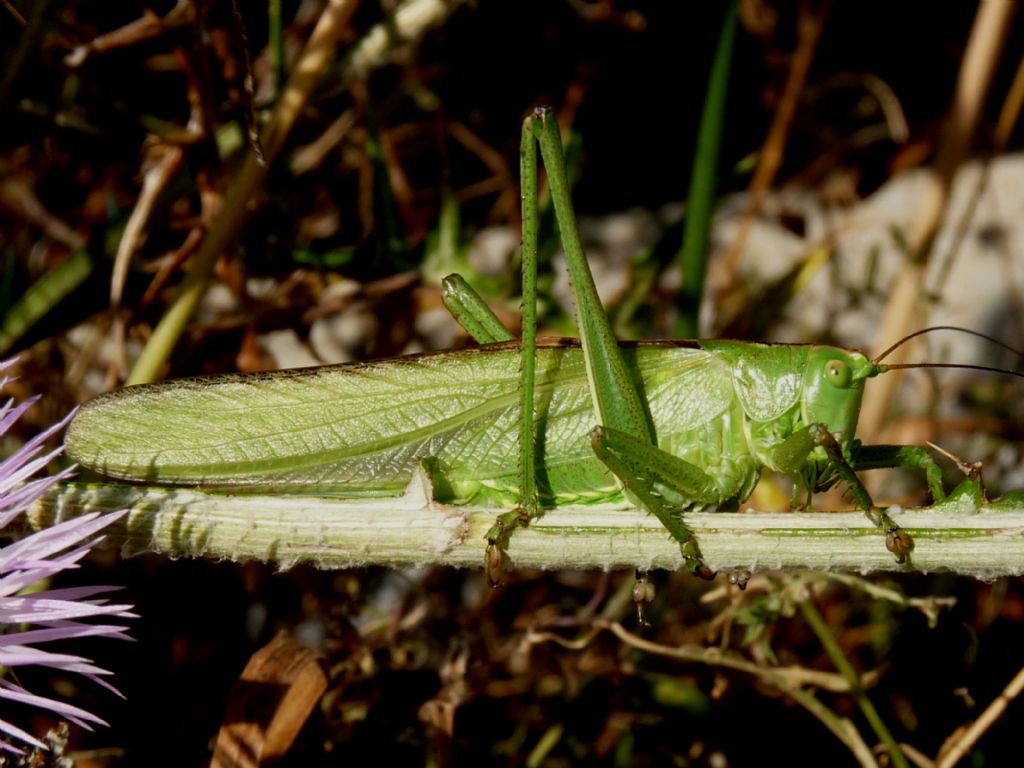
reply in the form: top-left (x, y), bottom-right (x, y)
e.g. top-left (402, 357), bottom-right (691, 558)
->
top-left (28, 479), bottom-right (1024, 576)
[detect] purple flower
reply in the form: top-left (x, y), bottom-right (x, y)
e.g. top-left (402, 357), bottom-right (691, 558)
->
top-left (0, 358), bottom-right (134, 753)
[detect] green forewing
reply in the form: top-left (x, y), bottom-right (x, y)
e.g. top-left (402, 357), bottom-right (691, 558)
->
top-left (66, 342), bottom-right (735, 505)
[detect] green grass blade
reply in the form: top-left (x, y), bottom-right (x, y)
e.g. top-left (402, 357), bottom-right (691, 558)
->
top-left (422, 189), bottom-right (462, 281)
top-left (0, 250), bottom-right (92, 355)
top-left (676, 0), bottom-right (738, 339)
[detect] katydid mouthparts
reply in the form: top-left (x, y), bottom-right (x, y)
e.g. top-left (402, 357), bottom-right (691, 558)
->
top-left (62, 107), bottom-right (1024, 581)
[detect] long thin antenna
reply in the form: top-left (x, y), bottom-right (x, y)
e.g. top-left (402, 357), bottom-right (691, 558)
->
top-left (874, 325), bottom-right (1024, 363)
top-left (882, 362), bottom-right (1024, 379)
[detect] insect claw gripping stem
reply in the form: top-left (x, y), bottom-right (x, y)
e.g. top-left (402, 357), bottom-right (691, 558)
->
top-left (484, 507), bottom-right (537, 588)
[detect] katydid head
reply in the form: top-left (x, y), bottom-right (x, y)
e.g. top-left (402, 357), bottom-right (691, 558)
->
top-left (801, 346), bottom-right (880, 446)
top-left (802, 327), bottom-right (1024, 447)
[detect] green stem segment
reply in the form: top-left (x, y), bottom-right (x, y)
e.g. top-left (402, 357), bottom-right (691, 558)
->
top-left (798, 598), bottom-right (910, 768)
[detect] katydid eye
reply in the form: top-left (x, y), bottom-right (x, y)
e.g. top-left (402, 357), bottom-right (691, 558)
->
top-left (825, 359), bottom-right (851, 388)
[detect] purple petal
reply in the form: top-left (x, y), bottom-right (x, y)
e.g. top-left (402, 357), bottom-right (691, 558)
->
top-left (0, 398), bottom-right (36, 438)
top-left (0, 592), bottom-right (135, 616)
top-left (0, 680), bottom-right (107, 727)
top-left (0, 624), bottom-right (131, 645)
top-left (0, 715), bottom-right (43, 752)
top-left (0, 356), bottom-right (20, 376)
top-left (1, 414), bottom-right (63, 466)
top-left (79, 674), bottom-right (125, 699)
top-left (0, 548), bottom-right (100, 583)
top-left (0, 465), bottom-right (77, 524)
top-left (0, 652), bottom-right (122, 687)
top-left (0, 451), bottom-right (65, 511)
top-left (0, 647), bottom-right (99, 667)
top-left (0, 596), bottom-right (136, 624)
top-left (0, 408), bottom-right (73, 481)
top-left (0, 369), bottom-right (132, 749)
top-left (24, 584), bottom-right (126, 601)
top-left (0, 511), bottom-right (126, 575)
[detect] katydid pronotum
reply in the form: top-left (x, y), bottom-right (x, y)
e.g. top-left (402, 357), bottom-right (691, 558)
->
top-left (65, 107), bottom-right (1021, 589)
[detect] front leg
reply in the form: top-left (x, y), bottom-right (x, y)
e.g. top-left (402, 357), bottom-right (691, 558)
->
top-left (771, 424), bottom-right (914, 563)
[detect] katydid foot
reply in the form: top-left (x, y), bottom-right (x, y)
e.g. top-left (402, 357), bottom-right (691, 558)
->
top-left (484, 507), bottom-right (536, 588)
top-left (729, 571), bottom-right (751, 590)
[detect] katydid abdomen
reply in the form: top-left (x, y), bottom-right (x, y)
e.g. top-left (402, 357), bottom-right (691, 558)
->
top-left (66, 339), bottom-right (843, 507)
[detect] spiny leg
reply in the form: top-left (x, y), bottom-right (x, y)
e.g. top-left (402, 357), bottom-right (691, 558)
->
top-left (851, 444), bottom-right (946, 502)
top-left (530, 109), bottom-right (652, 445)
top-left (483, 114), bottom-right (541, 585)
top-left (853, 441), bottom-right (990, 513)
top-left (772, 424), bottom-right (913, 562)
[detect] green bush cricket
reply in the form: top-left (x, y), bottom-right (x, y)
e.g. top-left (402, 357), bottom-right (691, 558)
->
top-left (64, 108), bottom-right (1020, 583)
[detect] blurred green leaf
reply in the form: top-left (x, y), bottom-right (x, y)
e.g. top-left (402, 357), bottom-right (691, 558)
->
top-left (0, 250), bottom-right (92, 355)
